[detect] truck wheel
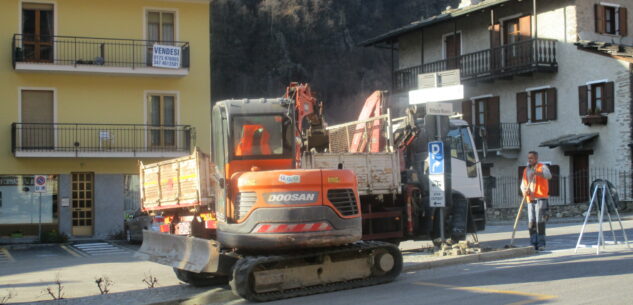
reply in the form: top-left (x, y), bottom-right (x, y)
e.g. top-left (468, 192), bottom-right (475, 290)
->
top-left (173, 268), bottom-right (229, 287)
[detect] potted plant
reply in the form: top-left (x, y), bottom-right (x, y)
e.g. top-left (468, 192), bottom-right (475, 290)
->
top-left (582, 107), bottom-right (607, 126)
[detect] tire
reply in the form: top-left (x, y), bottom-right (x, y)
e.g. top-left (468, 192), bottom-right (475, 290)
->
top-left (173, 268), bottom-right (229, 287)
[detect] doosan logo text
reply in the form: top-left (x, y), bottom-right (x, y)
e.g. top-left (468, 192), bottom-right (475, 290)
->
top-left (264, 192), bottom-right (319, 204)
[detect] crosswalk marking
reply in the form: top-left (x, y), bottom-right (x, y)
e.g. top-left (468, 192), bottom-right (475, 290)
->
top-left (0, 247), bottom-right (15, 263)
top-left (70, 242), bottom-right (130, 256)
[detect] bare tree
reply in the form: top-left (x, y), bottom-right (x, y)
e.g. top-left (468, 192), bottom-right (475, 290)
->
top-left (45, 273), bottom-right (64, 300)
top-left (142, 272), bottom-right (159, 289)
top-left (95, 276), bottom-right (114, 295)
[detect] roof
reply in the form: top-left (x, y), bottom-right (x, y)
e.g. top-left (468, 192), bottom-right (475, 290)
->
top-left (359, 0), bottom-right (512, 47)
top-left (539, 133), bottom-right (599, 149)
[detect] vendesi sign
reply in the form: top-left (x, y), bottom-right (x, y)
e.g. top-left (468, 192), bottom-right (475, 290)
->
top-left (152, 44), bottom-right (181, 69)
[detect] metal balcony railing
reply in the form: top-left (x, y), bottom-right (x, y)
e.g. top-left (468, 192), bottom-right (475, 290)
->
top-left (12, 34), bottom-right (190, 69)
top-left (12, 123), bottom-right (193, 156)
top-left (394, 38), bottom-right (557, 91)
top-left (472, 123), bottom-right (520, 151)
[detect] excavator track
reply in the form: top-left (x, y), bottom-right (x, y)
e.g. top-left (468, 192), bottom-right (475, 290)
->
top-left (229, 241), bottom-right (402, 302)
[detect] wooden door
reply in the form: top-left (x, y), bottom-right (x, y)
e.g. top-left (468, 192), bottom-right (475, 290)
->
top-left (22, 3), bottom-right (54, 62)
top-left (572, 155), bottom-right (589, 203)
top-left (444, 33), bottom-right (461, 69)
top-left (72, 172), bottom-right (94, 236)
top-left (474, 97), bottom-right (500, 149)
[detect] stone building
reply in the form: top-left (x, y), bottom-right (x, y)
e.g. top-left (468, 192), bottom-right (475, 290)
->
top-left (362, 0), bottom-right (633, 207)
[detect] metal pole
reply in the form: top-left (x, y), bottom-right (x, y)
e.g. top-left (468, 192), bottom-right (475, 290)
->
top-left (597, 184), bottom-right (607, 254)
top-left (436, 116), bottom-right (445, 242)
top-left (575, 185), bottom-right (599, 253)
top-left (38, 192), bottom-right (42, 242)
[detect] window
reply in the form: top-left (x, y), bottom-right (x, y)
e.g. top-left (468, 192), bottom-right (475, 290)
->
top-left (232, 115), bottom-right (292, 158)
top-left (147, 11), bottom-right (175, 43)
top-left (147, 94), bottom-right (176, 147)
top-left (22, 3), bottom-right (54, 62)
top-left (21, 90), bottom-right (54, 149)
top-left (578, 82), bottom-right (614, 115)
top-left (517, 88), bottom-right (557, 123)
top-left (595, 4), bottom-right (628, 36)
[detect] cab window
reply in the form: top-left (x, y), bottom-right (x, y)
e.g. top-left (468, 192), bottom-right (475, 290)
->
top-left (232, 115), bottom-right (291, 158)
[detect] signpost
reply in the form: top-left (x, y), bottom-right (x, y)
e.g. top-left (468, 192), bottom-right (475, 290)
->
top-left (34, 175), bottom-right (47, 241)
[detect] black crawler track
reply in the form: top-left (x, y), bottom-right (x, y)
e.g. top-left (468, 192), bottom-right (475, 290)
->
top-left (229, 241), bottom-right (403, 302)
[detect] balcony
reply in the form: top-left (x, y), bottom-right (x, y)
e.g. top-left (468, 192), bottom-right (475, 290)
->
top-left (394, 38), bottom-right (557, 92)
top-left (11, 123), bottom-right (193, 158)
top-left (472, 123), bottom-right (521, 152)
top-left (12, 34), bottom-right (190, 76)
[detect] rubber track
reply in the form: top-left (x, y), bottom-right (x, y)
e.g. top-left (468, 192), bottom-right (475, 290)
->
top-left (229, 241), bottom-right (403, 302)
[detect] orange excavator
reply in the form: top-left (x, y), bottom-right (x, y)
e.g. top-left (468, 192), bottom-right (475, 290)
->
top-left (137, 83), bottom-right (402, 301)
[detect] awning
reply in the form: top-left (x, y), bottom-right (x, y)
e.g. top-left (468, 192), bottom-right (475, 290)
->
top-left (539, 133), bottom-right (599, 149)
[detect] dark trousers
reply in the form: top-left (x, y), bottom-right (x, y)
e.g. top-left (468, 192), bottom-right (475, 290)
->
top-left (527, 199), bottom-right (548, 249)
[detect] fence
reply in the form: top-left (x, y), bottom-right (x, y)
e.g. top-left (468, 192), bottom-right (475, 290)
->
top-left (485, 168), bottom-right (633, 208)
top-left (12, 34), bottom-right (190, 69)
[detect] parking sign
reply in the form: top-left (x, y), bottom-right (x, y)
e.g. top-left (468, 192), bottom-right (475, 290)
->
top-left (34, 175), bottom-right (47, 193)
top-left (428, 142), bottom-right (444, 175)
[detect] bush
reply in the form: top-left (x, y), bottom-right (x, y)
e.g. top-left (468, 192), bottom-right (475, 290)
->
top-left (40, 230), bottom-right (69, 243)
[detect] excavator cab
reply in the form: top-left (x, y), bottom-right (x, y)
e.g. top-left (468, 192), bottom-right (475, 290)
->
top-left (211, 98), bottom-right (361, 250)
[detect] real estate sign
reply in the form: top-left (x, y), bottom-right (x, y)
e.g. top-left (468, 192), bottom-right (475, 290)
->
top-left (152, 44), bottom-right (181, 69)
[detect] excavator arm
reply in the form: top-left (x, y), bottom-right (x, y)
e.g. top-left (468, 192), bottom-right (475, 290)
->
top-left (285, 83), bottom-right (329, 164)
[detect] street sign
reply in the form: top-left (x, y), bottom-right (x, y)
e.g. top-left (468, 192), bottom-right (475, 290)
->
top-left (408, 85), bottom-right (464, 104)
top-left (428, 142), bottom-right (445, 207)
top-left (34, 175), bottom-right (47, 193)
top-left (426, 102), bottom-right (453, 116)
top-left (428, 142), bottom-right (444, 175)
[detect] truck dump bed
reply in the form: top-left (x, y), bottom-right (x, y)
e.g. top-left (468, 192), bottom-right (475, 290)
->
top-left (140, 149), bottom-right (215, 211)
top-left (303, 114), bottom-right (401, 196)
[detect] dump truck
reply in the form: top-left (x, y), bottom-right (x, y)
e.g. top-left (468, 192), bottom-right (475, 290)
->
top-left (137, 84), bottom-right (402, 302)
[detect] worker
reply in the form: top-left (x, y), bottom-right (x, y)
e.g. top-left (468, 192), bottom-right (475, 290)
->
top-left (235, 124), bottom-right (271, 156)
top-left (520, 151), bottom-right (552, 251)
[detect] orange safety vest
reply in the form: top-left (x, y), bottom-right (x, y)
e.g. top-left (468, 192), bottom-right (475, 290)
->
top-left (235, 124), bottom-right (272, 156)
top-left (523, 163), bottom-right (549, 202)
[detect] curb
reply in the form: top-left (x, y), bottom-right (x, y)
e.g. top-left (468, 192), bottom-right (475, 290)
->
top-left (403, 246), bottom-right (536, 272)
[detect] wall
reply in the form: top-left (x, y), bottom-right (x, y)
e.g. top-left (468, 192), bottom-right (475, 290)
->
top-left (576, 0), bottom-right (633, 45)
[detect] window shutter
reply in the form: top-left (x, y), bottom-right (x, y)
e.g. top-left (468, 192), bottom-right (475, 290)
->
top-left (595, 4), bottom-right (606, 34)
top-left (604, 81), bottom-right (615, 113)
top-left (461, 100), bottom-right (472, 125)
top-left (519, 15), bottom-right (532, 40)
top-left (488, 96), bottom-right (500, 126)
top-left (548, 165), bottom-right (560, 197)
top-left (490, 23), bottom-right (501, 48)
top-left (578, 85), bottom-right (588, 115)
top-left (546, 88), bottom-right (557, 121)
top-left (620, 7), bottom-right (628, 36)
top-left (516, 92), bottom-right (528, 123)
top-left (518, 166), bottom-right (526, 196)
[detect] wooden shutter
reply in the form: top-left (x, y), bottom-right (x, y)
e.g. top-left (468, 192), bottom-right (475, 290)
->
top-left (548, 165), bottom-right (560, 197)
top-left (604, 81), bottom-right (615, 113)
top-left (546, 88), bottom-right (557, 121)
top-left (461, 100), bottom-right (472, 125)
top-left (490, 23), bottom-right (501, 48)
top-left (488, 96), bottom-right (500, 125)
top-left (518, 166), bottom-right (526, 196)
top-left (518, 15), bottom-right (532, 40)
top-left (578, 85), bottom-right (588, 115)
top-left (516, 92), bottom-right (528, 123)
top-left (595, 4), bottom-right (606, 34)
top-left (620, 7), bottom-right (628, 36)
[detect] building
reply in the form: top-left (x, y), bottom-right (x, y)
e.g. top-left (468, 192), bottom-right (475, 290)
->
top-left (0, 0), bottom-right (210, 240)
top-left (362, 0), bottom-right (632, 207)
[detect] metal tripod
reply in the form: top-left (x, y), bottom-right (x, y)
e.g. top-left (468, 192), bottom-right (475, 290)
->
top-left (575, 180), bottom-right (630, 254)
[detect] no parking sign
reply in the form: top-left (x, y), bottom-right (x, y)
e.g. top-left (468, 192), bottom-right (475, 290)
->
top-left (34, 175), bottom-right (47, 193)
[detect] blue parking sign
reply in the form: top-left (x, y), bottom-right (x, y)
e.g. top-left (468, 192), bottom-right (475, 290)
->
top-left (428, 141), bottom-right (444, 175)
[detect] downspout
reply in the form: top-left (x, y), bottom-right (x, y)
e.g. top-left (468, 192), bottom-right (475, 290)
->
top-left (630, 63), bottom-right (633, 175)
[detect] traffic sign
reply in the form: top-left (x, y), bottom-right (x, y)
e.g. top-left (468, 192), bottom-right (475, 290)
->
top-left (34, 175), bottom-right (47, 193)
top-left (428, 142), bottom-right (444, 175)
top-left (428, 141), bottom-right (445, 207)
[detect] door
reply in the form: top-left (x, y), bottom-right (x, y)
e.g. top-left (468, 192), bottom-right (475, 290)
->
top-left (72, 172), bottom-right (94, 236)
top-left (148, 94), bottom-right (176, 148)
top-left (571, 154), bottom-right (589, 203)
top-left (503, 19), bottom-right (520, 67)
top-left (147, 11), bottom-right (175, 65)
top-left (474, 97), bottom-right (500, 149)
top-left (21, 90), bottom-right (54, 149)
top-left (22, 3), bottom-right (54, 62)
top-left (444, 33), bottom-right (461, 69)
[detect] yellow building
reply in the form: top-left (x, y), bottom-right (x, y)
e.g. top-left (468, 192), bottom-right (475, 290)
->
top-left (0, 0), bottom-right (210, 240)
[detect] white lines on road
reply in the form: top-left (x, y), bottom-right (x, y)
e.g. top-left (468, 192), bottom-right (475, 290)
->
top-left (0, 247), bottom-right (15, 263)
top-left (70, 242), bottom-right (131, 256)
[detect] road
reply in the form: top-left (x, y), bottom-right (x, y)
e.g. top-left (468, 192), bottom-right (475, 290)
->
top-left (1, 218), bottom-right (632, 304)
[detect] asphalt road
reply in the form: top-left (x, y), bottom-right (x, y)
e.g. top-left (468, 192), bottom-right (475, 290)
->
top-left (1, 218), bottom-right (632, 304)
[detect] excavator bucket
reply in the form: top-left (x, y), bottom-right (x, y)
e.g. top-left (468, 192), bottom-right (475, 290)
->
top-left (135, 230), bottom-right (221, 273)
